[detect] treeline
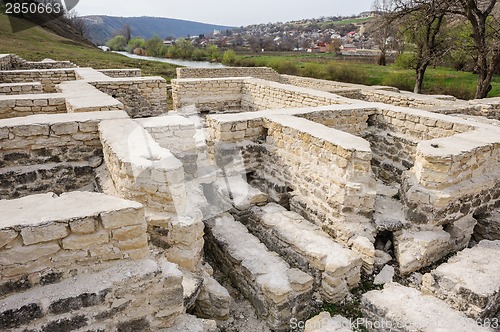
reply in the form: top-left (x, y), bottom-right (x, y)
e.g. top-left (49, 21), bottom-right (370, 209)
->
top-left (106, 34), bottom-right (237, 63)
top-left (369, 0), bottom-right (499, 99)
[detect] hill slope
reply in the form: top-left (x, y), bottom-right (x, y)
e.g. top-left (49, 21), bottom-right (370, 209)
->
top-left (83, 15), bottom-right (234, 44)
top-left (0, 11), bottom-right (178, 81)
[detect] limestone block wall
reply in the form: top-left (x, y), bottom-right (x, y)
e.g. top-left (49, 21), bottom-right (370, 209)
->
top-left (57, 81), bottom-right (124, 113)
top-left (207, 112), bottom-right (376, 244)
top-left (176, 67), bottom-right (281, 81)
top-left (0, 69), bottom-right (77, 92)
top-left (401, 126), bottom-right (500, 225)
top-left (363, 106), bottom-right (476, 185)
top-left (0, 192), bottom-right (148, 296)
top-left (0, 94), bottom-right (67, 119)
top-left (0, 82), bottom-right (42, 95)
top-left (172, 77), bottom-right (244, 112)
top-left (241, 79), bottom-right (350, 111)
top-left (99, 118), bottom-right (187, 214)
top-left (90, 77), bottom-right (168, 117)
top-left (0, 54), bottom-right (12, 70)
top-left (172, 77), bottom-right (351, 114)
top-left (0, 111), bottom-right (128, 199)
top-left (262, 116), bottom-right (375, 233)
top-left (136, 115), bottom-right (198, 179)
top-left (98, 68), bottom-right (142, 78)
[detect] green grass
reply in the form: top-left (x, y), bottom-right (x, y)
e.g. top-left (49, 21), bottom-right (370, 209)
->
top-left (0, 12), bottom-right (178, 82)
top-left (233, 53), bottom-right (500, 100)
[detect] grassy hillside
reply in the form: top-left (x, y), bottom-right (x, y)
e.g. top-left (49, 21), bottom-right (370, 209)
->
top-left (0, 11), bottom-right (178, 82)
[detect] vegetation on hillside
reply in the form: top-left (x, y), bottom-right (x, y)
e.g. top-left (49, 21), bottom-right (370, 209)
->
top-left (0, 10), bottom-right (178, 82)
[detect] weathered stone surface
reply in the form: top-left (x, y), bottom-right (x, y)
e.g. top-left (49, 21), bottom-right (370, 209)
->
top-left (194, 274), bottom-right (231, 321)
top-left (21, 223), bottom-right (68, 245)
top-left (304, 312), bottom-right (352, 332)
top-left (373, 265), bottom-right (395, 285)
top-left (204, 213), bottom-right (314, 331)
top-left (394, 229), bottom-right (451, 274)
top-left (362, 283), bottom-right (492, 331)
top-left (248, 203), bottom-right (362, 303)
top-left (422, 240), bottom-right (500, 319)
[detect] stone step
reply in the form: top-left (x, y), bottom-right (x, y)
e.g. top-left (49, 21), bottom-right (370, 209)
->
top-left (204, 213), bottom-right (314, 331)
top-left (247, 203), bottom-right (363, 303)
top-left (362, 283), bottom-right (493, 331)
top-left (0, 259), bottom-right (184, 332)
top-left (422, 240), bottom-right (500, 319)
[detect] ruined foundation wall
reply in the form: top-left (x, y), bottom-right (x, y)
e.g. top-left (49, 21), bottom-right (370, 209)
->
top-left (98, 69), bottom-right (142, 78)
top-left (402, 127), bottom-right (500, 225)
top-left (0, 192), bottom-right (148, 296)
top-left (241, 79), bottom-right (350, 111)
top-left (0, 69), bottom-right (77, 92)
top-left (261, 115), bottom-right (375, 221)
top-left (136, 115), bottom-right (198, 179)
top-left (0, 82), bottom-right (43, 95)
top-left (0, 94), bottom-right (67, 119)
top-left (90, 77), bottom-right (168, 118)
top-left (0, 111), bottom-right (128, 199)
top-left (99, 119), bottom-right (187, 214)
top-left (171, 77), bottom-right (244, 112)
top-left (176, 67), bottom-right (281, 81)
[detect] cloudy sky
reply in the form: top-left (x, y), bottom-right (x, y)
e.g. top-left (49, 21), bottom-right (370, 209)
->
top-left (74, 0), bottom-right (374, 26)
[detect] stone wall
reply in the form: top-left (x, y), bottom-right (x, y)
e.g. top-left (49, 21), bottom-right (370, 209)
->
top-left (90, 77), bottom-right (168, 117)
top-left (99, 118), bottom-right (187, 214)
top-left (0, 259), bottom-right (184, 331)
top-left (0, 94), bottom-right (67, 119)
top-left (0, 54), bottom-right (12, 70)
top-left (98, 68), bottom-right (142, 78)
top-left (402, 126), bottom-right (500, 225)
top-left (0, 82), bottom-right (42, 95)
top-left (136, 115), bottom-right (198, 180)
top-left (241, 79), bottom-right (350, 111)
top-left (172, 77), bottom-right (244, 112)
top-left (0, 111), bottom-right (128, 199)
top-left (207, 111), bottom-right (376, 246)
top-left (172, 77), bottom-right (351, 114)
top-left (0, 192), bottom-right (148, 295)
top-left (176, 67), bottom-right (281, 81)
top-left (0, 69), bottom-right (77, 92)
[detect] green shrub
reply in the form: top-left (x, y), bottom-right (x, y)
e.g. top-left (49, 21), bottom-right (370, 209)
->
top-left (222, 49), bottom-right (237, 65)
top-left (127, 37), bottom-right (146, 53)
top-left (324, 61), bottom-right (367, 84)
top-left (395, 52), bottom-right (417, 69)
top-left (381, 71), bottom-right (415, 91)
top-left (106, 35), bottom-right (127, 51)
top-left (300, 62), bottom-right (325, 79)
top-left (268, 59), bottom-right (299, 75)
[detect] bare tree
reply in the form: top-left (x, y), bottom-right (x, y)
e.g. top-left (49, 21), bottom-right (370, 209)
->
top-left (394, 0), bottom-right (451, 93)
top-left (445, 0), bottom-right (499, 98)
top-left (65, 10), bottom-right (87, 37)
top-left (370, 0), bottom-right (399, 65)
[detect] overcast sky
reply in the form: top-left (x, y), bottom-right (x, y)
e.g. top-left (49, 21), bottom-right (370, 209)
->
top-left (74, 0), bottom-right (374, 26)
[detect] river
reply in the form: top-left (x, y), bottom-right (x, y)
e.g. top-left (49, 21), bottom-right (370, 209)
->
top-left (115, 51), bottom-right (226, 68)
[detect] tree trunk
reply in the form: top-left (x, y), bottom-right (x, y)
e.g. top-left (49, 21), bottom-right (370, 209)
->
top-left (378, 50), bottom-right (387, 66)
top-left (414, 63), bottom-right (429, 94)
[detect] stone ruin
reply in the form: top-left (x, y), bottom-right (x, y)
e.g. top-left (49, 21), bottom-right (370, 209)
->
top-left (0, 54), bottom-right (499, 331)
